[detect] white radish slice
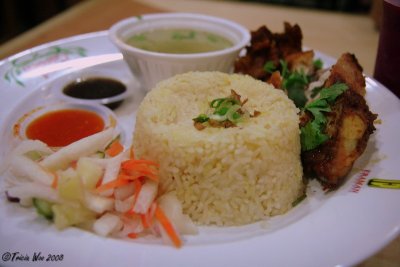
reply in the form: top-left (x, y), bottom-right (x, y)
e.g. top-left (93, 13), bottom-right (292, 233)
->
top-left (9, 155), bottom-right (54, 186)
top-left (84, 192), bottom-right (114, 213)
top-left (158, 193), bottom-right (198, 235)
top-left (114, 215), bottom-right (143, 238)
top-left (114, 183), bottom-right (135, 200)
top-left (115, 195), bottom-right (135, 213)
top-left (6, 182), bottom-right (60, 207)
top-left (41, 128), bottom-right (114, 171)
top-left (12, 140), bottom-right (53, 156)
top-left (133, 180), bottom-right (158, 214)
top-left (93, 213), bottom-right (123, 237)
top-left (97, 152), bottom-right (124, 197)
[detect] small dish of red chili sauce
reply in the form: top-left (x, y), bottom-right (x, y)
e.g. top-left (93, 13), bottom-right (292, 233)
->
top-left (14, 103), bottom-right (118, 147)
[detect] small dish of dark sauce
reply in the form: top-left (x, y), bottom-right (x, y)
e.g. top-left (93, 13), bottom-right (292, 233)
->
top-left (62, 77), bottom-right (128, 109)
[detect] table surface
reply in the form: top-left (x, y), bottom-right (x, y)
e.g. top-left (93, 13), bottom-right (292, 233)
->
top-left (0, 0), bottom-right (398, 266)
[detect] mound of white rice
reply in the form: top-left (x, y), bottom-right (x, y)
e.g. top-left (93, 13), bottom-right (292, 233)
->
top-left (133, 72), bottom-right (304, 226)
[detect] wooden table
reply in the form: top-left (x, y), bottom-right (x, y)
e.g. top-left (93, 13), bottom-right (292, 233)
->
top-left (0, 0), bottom-right (398, 266)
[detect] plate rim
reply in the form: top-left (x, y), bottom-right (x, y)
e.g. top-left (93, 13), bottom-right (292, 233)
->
top-left (0, 30), bottom-right (399, 267)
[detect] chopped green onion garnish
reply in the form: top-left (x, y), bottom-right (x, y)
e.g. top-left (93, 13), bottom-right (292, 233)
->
top-left (193, 90), bottom-right (259, 130)
top-left (292, 194), bottom-right (307, 207)
top-left (193, 114), bottom-right (209, 123)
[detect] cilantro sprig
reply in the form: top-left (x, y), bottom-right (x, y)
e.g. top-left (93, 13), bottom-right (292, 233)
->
top-left (263, 60), bottom-right (309, 108)
top-left (313, 58), bottom-right (323, 69)
top-left (263, 61), bottom-right (276, 73)
top-left (300, 83), bottom-right (348, 151)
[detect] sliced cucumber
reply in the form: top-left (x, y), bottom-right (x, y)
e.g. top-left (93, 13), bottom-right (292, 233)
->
top-left (24, 150), bottom-right (47, 161)
top-left (33, 198), bottom-right (54, 220)
top-left (93, 151), bottom-right (106, 158)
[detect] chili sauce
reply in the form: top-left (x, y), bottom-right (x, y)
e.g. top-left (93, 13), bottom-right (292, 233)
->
top-left (26, 109), bottom-right (105, 147)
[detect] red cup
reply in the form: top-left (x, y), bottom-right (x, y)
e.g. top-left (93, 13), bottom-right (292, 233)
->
top-left (373, 0), bottom-right (400, 98)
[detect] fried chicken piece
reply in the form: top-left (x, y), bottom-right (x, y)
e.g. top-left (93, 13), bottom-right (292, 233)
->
top-left (285, 50), bottom-right (315, 75)
top-left (234, 23), bottom-right (303, 82)
top-left (267, 70), bottom-right (282, 88)
top-left (324, 53), bottom-right (366, 96)
top-left (301, 54), bottom-right (377, 188)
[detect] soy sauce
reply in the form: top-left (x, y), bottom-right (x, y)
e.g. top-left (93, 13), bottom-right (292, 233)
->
top-left (63, 77), bottom-right (127, 109)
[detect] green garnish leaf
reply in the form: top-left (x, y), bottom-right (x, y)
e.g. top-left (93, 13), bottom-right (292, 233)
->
top-left (210, 98), bottom-right (227, 108)
top-left (215, 106), bottom-right (229, 116)
top-left (193, 90), bottom-right (257, 130)
top-left (132, 34), bottom-right (146, 41)
top-left (263, 61), bottom-right (276, 73)
top-left (300, 83), bottom-right (348, 151)
top-left (207, 34), bottom-right (219, 43)
top-left (280, 59), bottom-right (289, 78)
top-left (282, 70), bottom-right (309, 108)
top-left (305, 104), bottom-right (330, 125)
top-left (193, 114), bottom-right (209, 123)
top-left (172, 31), bottom-right (195, 40)
top-left (319, 83), bottom-right (348, 102)
top-left (300, 121), bottom-right (329, 151)
top-left (264, 58), bottom-right (327, 109)
top-left (313, 58), bottom-right (323, 69)
top-left (310, 86), bottom-right (323, 98)
top-left (292, 193), bottom-right (307, 207)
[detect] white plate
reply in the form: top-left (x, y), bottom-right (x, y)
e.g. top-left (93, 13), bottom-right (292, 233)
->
top-left (0, 31), bottom-right (399, 267)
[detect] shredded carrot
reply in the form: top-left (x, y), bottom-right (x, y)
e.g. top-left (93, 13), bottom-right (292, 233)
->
top-left (70, 160), bottom-right (78, 169)
top-left (127, 232), bottom-right (137, 239)
top-left (141, 214), bottom-right (149, 228)
top-left (121, 161), bottom-right (159, 182)
top-left (133, 179), bottom-right (142, 204)
top-left (106, 140), bottom-right (124, 157)
top-left (123, 171), bottom-right (158, 182)
top-left (129, 145), bottom-right (135, 159)
top-left (51, 173), bottom-right (58, 189)
top-left (122, 159), bottom-right (159, 169)
top-left (143, 173), bottom-right (158, 182)
top-left (124, 164), bottom-right (158, 175)
top-left (95, 178), bottom-right (130, 193)
top-left (116, 173), bottom-right (140, 181)
top-left (155, 206), bottom-right (182, 248)
top-left (141, 203), bottom-right (156, 228)
top-left (125, 209), bottom-right (137, 217)
top-left (95, 177), bottom-right (103, 188)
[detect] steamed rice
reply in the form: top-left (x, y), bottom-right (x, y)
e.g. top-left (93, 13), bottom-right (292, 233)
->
top-left (133, 71), bottom-right (304, 226)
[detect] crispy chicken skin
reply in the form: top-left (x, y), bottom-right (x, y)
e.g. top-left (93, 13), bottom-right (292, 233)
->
top-left (234, 23), bottom-right (303, 81)
top-left (285, 50), bottom-right (315, 74)
top-left (324, 53), bottom-right (366, 96)
top-left (301, 53), bottom-right (377, 188)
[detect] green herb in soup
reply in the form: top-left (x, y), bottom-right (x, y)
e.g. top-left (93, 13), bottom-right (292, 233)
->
top-left (125, 29), bottom-right (233, 54)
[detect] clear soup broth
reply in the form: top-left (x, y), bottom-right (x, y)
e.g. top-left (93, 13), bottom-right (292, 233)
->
top-left (125, 28), bottom-right (233, 54)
